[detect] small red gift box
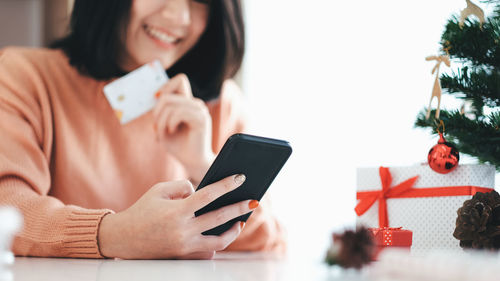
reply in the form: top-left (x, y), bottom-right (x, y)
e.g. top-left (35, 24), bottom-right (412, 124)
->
top-left (369, 227), bottom-right (412, 259)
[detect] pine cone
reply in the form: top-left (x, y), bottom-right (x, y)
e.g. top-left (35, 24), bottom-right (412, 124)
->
top-left (453, 190), bottom-right (500, 250)
top-left (325, 226), bottom-right (375, 269)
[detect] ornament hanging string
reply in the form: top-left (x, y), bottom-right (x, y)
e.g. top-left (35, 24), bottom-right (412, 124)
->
top-left (435, 119), bottom-right (445, 135)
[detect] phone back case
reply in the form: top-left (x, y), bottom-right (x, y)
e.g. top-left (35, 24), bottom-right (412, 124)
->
top-left (195, 134), bottom-right (292, 236)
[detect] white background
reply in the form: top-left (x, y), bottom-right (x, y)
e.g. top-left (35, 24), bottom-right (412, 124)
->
top-left (241, 0), bottom-right (497, 263)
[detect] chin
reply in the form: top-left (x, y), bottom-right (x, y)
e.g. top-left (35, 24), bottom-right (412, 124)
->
top-left (130, 53), bottom-right (172, 70)
top-left (157, 57), bottom-right (177, 70)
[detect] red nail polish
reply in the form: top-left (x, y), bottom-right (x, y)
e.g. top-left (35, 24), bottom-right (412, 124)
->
top-left (240, 221), bottom-right (245, 229)
top-left (155, 91), bottom-right (161, 99)
top-left (249, 200), bottom-right (259, 209)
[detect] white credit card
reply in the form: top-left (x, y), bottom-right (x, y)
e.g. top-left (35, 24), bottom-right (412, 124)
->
top-left (103, 60), bottom-right (168, 124)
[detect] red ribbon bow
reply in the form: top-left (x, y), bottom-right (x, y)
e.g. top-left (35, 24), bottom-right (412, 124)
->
top-left (355, 167), bottom-right (418, 228)
top-left (370, 227), bottom-right (402, 236)
top-left (370, 227), bottom-right (403, 246)
top-left (355, 166), bottom-right (493, 228)
top-left (369, 227), bottom-right (413, 247)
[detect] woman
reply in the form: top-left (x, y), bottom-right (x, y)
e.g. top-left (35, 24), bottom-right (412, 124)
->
top-left (0, 0), bottom-right (285, 259)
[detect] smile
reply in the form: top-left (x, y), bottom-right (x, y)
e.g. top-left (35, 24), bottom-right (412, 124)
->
top-left (143, 24), bottom-right (180, 46)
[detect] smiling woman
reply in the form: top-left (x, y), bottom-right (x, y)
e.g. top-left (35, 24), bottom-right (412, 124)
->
top-left (124, 0), bottom-right (210, 69)
top-left (52, 0), bottom-right (244, 101)
top-left (0, 0), bottom-right (284, 259)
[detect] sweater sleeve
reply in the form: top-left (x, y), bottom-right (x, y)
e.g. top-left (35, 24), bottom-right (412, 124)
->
top-left (0, 48), bottom-right (112, 258)
top-left (208, 80), bottom-right (287, 253)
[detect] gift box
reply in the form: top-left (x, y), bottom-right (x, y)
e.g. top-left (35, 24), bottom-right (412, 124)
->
top-left (355, 164), bottom-right (495, 255)
top-left (369, 227), bottom-right (412, 259)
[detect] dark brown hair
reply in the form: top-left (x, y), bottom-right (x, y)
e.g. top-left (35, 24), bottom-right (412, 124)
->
top-left (52, 0), bottom-right (245, 101)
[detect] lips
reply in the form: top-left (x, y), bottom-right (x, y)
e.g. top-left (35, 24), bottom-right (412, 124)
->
top-left (143, 24), bottom-right (180, 45)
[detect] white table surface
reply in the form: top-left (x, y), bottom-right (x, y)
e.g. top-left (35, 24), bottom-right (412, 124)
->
top-left (7, 252), bottom-right (369, 281)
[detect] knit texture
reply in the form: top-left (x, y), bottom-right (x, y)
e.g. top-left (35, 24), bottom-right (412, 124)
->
top-left (0, 47), bottom-right (283, 258)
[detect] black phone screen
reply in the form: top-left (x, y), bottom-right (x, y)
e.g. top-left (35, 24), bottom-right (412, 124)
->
top-left (194, 133), bottom-right (292, 236)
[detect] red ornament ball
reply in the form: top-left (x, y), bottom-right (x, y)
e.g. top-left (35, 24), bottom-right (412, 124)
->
top-left (427, 133), bottom-right (460, 174)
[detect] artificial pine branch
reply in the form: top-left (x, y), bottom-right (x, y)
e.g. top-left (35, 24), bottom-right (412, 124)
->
top-left (416, 110), bottom-right (500, 169)
top-left (440, 67), bottom-right (500, 107)
top-left (441, 17), bottom-right (500, 68)
top-left (415, 1), bottom-right (500, 169)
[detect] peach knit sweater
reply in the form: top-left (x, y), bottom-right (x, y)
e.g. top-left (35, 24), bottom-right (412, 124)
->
top-left (0, 47), bottom-right (284, 258)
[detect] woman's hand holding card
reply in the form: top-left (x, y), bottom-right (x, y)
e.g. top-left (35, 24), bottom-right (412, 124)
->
top-left (152, 73), bottom-right (215, 184)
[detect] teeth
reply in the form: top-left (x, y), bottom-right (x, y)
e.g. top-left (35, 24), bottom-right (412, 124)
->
top-left (145, 25), bottom-right (177, 44)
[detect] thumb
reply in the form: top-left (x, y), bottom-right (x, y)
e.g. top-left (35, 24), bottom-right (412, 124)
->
top-left (152, 180), bottom-right (195, 200)
top-left (158, 73), bottom-right (193, 98)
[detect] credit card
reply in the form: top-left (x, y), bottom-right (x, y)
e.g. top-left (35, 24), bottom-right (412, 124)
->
top-left (103, 60), bottom-right (168, 124)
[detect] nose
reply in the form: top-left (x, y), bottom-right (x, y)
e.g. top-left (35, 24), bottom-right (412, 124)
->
top-left (161, 0), bottom-right (191, 27)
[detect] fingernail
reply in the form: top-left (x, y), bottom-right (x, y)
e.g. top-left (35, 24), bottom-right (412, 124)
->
top-left (234, 174), bottom-right (246, 185)
top-left (155, 91), bottom-right (161, 99)
top-left (240, 221), bottom-right (245, 229)
top-left (249, 200), bottom-right (259, 209)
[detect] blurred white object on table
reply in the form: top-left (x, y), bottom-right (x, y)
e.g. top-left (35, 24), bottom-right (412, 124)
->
top-left (369, 248), bottom-right (500, 281)
top-left (0, 207), bottom-right (22, 281)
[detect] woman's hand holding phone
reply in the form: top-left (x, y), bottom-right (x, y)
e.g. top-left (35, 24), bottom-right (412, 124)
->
top-left (98, 174), bottom-right (257, 259)
top-left (152, 73), bottom-right (215, 184)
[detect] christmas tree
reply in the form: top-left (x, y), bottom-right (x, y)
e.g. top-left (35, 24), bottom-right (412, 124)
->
top-left (415, 0), bottom-right (500, 169)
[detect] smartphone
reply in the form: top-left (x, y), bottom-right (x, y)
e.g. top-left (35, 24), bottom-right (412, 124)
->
top-left (194, 133), bottom-right (292, 236)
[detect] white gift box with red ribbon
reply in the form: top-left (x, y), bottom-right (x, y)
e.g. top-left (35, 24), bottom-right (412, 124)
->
top-left (355, 164), bottom-right (495, 255)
